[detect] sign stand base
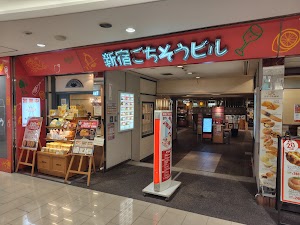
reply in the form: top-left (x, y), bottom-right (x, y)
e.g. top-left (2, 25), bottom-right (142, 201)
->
top-left (142, 180), bottom-right (181, 201)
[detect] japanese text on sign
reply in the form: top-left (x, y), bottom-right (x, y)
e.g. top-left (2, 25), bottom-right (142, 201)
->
top-left (102, 39), bottom-right (228, 68)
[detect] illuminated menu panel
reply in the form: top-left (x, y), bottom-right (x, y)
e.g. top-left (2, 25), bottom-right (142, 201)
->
top-left (119, 92), bottom-right (134, 132)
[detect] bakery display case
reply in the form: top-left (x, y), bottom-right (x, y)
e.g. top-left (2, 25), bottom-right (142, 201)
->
top-left (142, 102), bottom-right (154, 137)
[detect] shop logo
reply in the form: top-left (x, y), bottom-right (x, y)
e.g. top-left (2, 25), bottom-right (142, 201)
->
top-left (66, 79), bottom-right (84, 88)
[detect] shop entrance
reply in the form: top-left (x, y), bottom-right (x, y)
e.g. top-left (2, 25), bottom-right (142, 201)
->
top-left (131, 59), bottom-right (257, 178)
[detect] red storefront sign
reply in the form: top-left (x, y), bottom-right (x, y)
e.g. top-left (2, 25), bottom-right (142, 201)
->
top-left (17, 16), bottom-right (300, 76)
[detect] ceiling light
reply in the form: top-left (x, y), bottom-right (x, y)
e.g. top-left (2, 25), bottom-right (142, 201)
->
top-left (126, 27), bottom-right (135, 33)
top-left (177, 65), bottom-right (183, 68)
top-left (196, 76), bottom-right (200, 79)
top-left (99, 23), bottom-right (112, 28)
top-left (37, 43), bottom-right (46, 47)
top-left (187, 72), bottom-right (193, 75)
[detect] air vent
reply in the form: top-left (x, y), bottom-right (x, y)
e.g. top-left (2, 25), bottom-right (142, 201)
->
top-left (161, 73), bottom-right (173, 76)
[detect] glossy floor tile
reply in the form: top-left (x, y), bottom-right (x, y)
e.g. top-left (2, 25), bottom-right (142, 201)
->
top-left (0, 172), bottom-right (246, 225)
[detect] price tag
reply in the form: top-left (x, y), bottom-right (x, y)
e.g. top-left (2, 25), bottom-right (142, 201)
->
top-left (283, 140), bottom-right (298, 152)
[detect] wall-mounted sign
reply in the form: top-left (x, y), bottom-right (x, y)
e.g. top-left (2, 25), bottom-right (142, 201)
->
top-left (294, 104), bottom-right (300, 122)
top-left (119, 92), bottom-right (134, 132)
top-left (22, 97), bottom-right (41, 127)
top-left (66, 79), bottom-right (84, 88)
top-left (102, 39), bottom-right (228, 68)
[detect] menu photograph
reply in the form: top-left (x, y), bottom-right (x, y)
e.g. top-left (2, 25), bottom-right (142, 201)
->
top-left (119, 92), bottom-right (134, 132)
top-left (22, 97), bottom-right (41, 127)
top-left (281, 139), bottom-right (300, 205)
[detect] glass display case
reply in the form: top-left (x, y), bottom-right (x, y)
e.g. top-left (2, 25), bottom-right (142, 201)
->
top-left (142, 102), bottom-right (154, 137)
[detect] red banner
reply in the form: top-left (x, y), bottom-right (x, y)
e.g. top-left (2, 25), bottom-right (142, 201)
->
top-left (16, 16), bottom-right (300, 76)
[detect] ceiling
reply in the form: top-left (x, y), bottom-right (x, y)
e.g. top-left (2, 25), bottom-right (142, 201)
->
top-left (1, 0), bottom-right (300, 57)
top-left (131, 60), bottom-right (259, 80)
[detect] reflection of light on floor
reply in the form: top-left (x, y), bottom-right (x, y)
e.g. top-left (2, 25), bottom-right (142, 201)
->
top-left (50, 213), bottom-right (58, 217)
top-left (119, 199), bottom-right (133, 224)
top-left (62, 207), bottom-right (71, 211)
top-left (64, 218), bottom-right (73, 222)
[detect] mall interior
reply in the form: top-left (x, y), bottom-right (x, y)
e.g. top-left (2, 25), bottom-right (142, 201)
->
top-left (1, 1), bottom-right (300, 225)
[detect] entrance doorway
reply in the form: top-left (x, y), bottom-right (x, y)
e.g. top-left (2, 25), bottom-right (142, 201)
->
top-left (132, 59), bottom-right (257, 178)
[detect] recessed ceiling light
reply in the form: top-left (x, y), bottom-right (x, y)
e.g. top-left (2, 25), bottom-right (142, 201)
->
top-left (177, 65), bottom-right (183, 68)
top-left (99, 23), bottom-right (112, 28)
top-left (187, 72), bottom-right (193, 75)
top-left (126, 27), bottom-right (135, 33)
top-left (196, 76), bottom-right (200, 79)
top-left (37, 43), bottom-right (46, 47)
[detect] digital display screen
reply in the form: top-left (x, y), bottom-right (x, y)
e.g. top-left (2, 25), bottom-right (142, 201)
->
top-left (22, 97), bottom-right (41, 127)
top-left (203, 118), bottom-right (213, 133)
top-left (119, 92), bottom-right (134, 132)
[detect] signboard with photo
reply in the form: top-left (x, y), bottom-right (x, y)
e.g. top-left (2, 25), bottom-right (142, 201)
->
top-left (22, 97), bottom-right (41, 127)
top-left (21, 117), bottom-right (43, 150)
top-left (119, 92), bottom-right (134, 132)
top-left (259, 90), bottom-right (283, 189)
top-left (280, 139), bottom-right (300, 205)
top-left (72, 120), bottom-right (98, 155)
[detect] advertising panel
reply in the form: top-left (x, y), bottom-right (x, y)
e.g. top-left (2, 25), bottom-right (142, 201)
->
top-left (72, 120), bottom-right (98, 155)
top-left (119, 92), bottom-right (134, 132)
top-left (280, 139), bottom-right (300, 205)
top-left (21, 117), bottom-right (43, 150)
top-left (22, 97), bottom-right (41, 127)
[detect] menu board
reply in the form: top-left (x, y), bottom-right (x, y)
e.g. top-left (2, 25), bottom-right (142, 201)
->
top-left (203, 118), bottom-right (213, 133)
top-left (21, 117), bottom-right (43, 150)
top-left (22, 97), bottom-right (41, 127)
top-left (72, 120), bottom-right (98, 155)
top-left (119, 92), bottom-right (134, 132)
top-left (280, 139), bottom-right (300, 205)
top-left (259, 90), bottom-right (283, 189)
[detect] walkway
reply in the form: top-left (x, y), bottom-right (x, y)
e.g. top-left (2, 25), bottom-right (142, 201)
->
top-left (0, 172), bottom-right (243, 225)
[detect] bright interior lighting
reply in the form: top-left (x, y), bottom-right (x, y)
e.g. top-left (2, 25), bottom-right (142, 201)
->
top-left (93, 192), bottom-right (99, 195)
top-left (37, 43), bottom-right (46, 47)
top-left (177, 65), bottom-right (183, 68)
top-left (187, 72), bottom-right (192, 74)
top-left (196, 76), bottom-right (200, 79)
top-left (126, 27), bottom-right (135, 33)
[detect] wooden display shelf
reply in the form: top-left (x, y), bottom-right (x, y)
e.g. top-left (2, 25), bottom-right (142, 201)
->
top-left (46, 126), bottom-right (76, 130)
top-left (45, 138), bottom-right (74, 142)
top-left (37, 151), bottom-right (87, 178)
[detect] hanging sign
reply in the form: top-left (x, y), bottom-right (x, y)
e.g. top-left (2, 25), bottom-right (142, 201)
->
top-left (280, 138), bottom-right (300, 205)
top-left (21, 117), bottom-right (43, 150)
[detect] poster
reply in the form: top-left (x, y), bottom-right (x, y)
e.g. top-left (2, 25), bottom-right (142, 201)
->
top-left (107, 123), bottom-right (115, 140)
top-left (294, 104), bottom-right (300, 122)
top-left (107, 103), bottom-right (117, 114)
top-left (259, 90), bottom-right (283, 189)
top-left (280, 139), bottom-right (300, 205)
top-left (21, 117), bottom-right (43, 150)
top-left (22, 97), bottom-right (41, 127)
top-left (119, 92), bottom-right (134, 132)
top-left (72, 120), bottom-right (98, 155)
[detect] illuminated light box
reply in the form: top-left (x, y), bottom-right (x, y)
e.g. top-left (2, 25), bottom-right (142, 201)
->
top-left (119, 92), bottom-right (134, 132)
top-left (22, 98), bottom-right (41, 127)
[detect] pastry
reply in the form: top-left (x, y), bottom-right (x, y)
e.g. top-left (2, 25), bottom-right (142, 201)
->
top-left (286, 151), bottom-right (300, 166)
top-left (264, 138), bottom-right (273, 147)
top-left (266, 146), bottom-right (278, 156)
top-left (79, 129), bottom-right (90, 137)
top-left (261, 110), bottom-right (282, 122)
top-left (270, 131), bottom-right (281, 138)
top-left (288, 177), bottom-right (300, 191)
top-left (262, 101), bottom-right (280, 110)
top-left (264, 121), bottom-right (275, 128)
top-left (261, 118), bottom-right (271, 123)
top-left (263, 128), bottom-right (272, 135)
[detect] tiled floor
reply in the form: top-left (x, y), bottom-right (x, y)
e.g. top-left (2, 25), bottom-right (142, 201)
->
top-left (0, 172), bottom-right (244, 225)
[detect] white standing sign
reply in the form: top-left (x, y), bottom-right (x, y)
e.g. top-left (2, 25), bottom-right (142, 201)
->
top-left (281, 139), bottom-right (300, 205)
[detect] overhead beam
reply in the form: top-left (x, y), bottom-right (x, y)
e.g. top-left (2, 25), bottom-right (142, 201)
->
top-left (285, 67), bottom-right (300, 76)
